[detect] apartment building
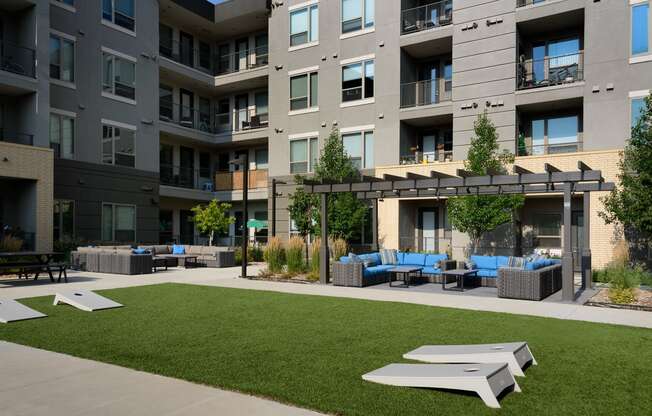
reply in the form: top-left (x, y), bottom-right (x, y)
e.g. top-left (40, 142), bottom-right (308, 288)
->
top-left (1, 0), bottom-right (650, 267)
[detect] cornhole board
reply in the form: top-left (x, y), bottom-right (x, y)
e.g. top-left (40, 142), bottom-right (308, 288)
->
top-left (403, 342), bottom-right (537, 377)
top-left (362, 363), bottom-right (519, 409)
top-left (53, 290), bottom-right (123, 312)
top-left (0, 298), bottom-right (47, 323)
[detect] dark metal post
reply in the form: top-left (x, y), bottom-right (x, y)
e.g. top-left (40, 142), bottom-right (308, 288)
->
top-left (241, 153), bottom-right (249, 278)
top-left (320, 193), bottom-right (329, 284)
top-left (582, 191), bottom-right (592, 290)
top-left (371, 199), bottom-right (378, 251)
top-left (271, 178), bottom-right (277, 237)
top-left (562, 183), bottom-right (574, 301)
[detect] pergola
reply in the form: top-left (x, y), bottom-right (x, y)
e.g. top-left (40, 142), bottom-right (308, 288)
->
top-left (303, 161), bottom-right (615, 302)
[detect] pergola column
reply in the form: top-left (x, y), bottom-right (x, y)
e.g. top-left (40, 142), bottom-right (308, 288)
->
top-left (562, 184), bottom-right (574, 301)
top-left (371, 199), bottom-right (378, 251)
top-left (320, 193), bottom-right (329, 284)
top-left (582, 191), bottom-right (592, 290)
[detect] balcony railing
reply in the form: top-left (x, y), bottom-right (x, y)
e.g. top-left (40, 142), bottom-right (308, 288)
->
top-left (400, 79), bottom-right (452, 108)
top-left (517, 51), bottom-right (584, 90)
top-left (401, 0), bottom-right (453, 35)
top-left (160, 164), bottom-right (214, 190)
top-left (159, 101), bottom-right (214, 134)
top-left (0, 129), bottom-right (34, 146)
top-left (517, 0), bottom-right (549, 7)
top-left (214, 169), bottom-right (268, 191)
top-left (516, 136), bottom-right (583, 156)
top-left (0, 40), bottom-right (36, 78)
top-left (159, 40), bottom-right (268, 76)
top-left (400, 150), bottom-right (453, 165)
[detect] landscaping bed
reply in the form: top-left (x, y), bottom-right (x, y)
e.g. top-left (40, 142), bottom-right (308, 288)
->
top-left (586, 288), bottom-right (652, 312)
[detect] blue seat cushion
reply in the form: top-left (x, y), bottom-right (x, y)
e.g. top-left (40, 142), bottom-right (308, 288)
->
top-left (422, 266), bottom-right (442, 275)
top-left (339, 256), bottom-right (350, 264)
top-left (496, 256), bottom-right (509, 268)
top-left (363, 265), bottom-right (394, 277)
top-left (132, 248), bottom-right (148, 255)
top-left (477, 269), bottom-right (498, 278)
top-left (425, 254), bottom-right (447, 267)
top-left (470, 255), bottom-right (497, 270)
top-left (172, 245), bottom-right (185, 255)
top-left (396, 252), bottom-right (405, 264)
top-left (401, 253), bottom-right (427, 266)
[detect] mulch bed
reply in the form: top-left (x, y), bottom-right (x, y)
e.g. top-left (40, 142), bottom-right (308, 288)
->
top-left (251, 273), bottom-right (318, 284)
top-left (585, 288), bottom-right (652, 312)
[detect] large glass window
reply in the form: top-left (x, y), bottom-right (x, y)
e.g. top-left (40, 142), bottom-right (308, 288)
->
top-left (53, 200), bottom-right (74, 241)
top-left (103, 0), bottom-right (135, 32)
top-left (632, 97), bottom-right (647, 127)
top-left (290, 72), bottom-right (318, 111)
top-left (632, 3), bottom-right (649, 55)
top-left (290, 4), bottom-right (318, 46)
top-left (49, 35), bottom-right (74, 82)
top-left (216, 99), bottom-right (230, 132)
top-left (290, 137), bottom-right (319, 173)
top-left (342, 0), bottom-right (374, 33)
top-left (102, 124), bottom-right (135, 167)
top-left (103, 52), bottom-right (136, 100)
top-left (342, 130), bottom-right (374, 169)
top-left (159, 84), bottom-right (173, 121)
top-left (102, 203), bottom-right (136, 242)
top-left (342, 60), bottom-right (373, 102)
top-left (530, 115), bottom-right (579, 155)
top-left (49, 113), bottom-right (74, 159)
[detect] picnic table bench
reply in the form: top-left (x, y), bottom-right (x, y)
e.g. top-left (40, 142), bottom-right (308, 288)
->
top-left (0, 252), bottom-right (67, 283)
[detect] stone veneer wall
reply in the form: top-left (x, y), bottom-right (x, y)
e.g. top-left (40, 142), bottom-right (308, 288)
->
top-left (0, 142), bottom-right (54, 251)
top-left (374, 149), bottom-right (622, 269)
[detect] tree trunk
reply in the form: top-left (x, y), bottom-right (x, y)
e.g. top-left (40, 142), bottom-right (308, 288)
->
top-left (209, 230), bottom-right (213, 247)
top-left (304, 235), bottom-right (309, 266)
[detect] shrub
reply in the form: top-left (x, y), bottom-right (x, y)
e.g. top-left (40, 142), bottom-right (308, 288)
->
top-left (286, 237), bottom-right (305, 275)
top-left (603, 263), bottom-right (644, 304)
top-left (0, 236), bottom-right (23, 252)
top-left (310, 238), bottom-right (321, 275)
top-left (264, 237), bottom-right (285, 274)
top-left (330, 238), bottom-right (348, 261)
top-left (249, 244), bottom-right (264, 262)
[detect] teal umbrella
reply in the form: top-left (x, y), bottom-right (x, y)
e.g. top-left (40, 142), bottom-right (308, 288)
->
top-left (246, 219), bottom-right (268, 230)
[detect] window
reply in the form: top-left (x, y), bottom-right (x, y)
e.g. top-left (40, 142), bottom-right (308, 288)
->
top-left (199, 152), bottom-right (211, 178)
top-left (632, 97), bottom-right (647, 127)
top-left (49, 113), bottom-right (74, 159)
top-left (102, 203), bottom-right (136, 242)
top-left (53, 200), bottom-right (74, 241)
top-left (103, 52), bottom-right (136, 100)
top-left (290, 137), bottom-right (318, 173)
top-left (216, 99), bottom-right (230, 132)
top-left (49, 34), bottom-right (74, 83)
top-left (290, 4), bottom-right (318, 46)
top-left (199, 41), bottom-right (211, 69)
top-left (102, 124), bottom-right (135, 167)
top-left (342, 60), bottom-right (374, 102)
top-left (290, 72), bottom-right (318, 111)
top-left (342, 130), bottom-right (374, 169)
top-left (255, 148), bottom-right (269, 169)
top-left (103, 0), bottom-right (135, 32)
top-left (159, 84), bottom-right (173, 121)
top-left (530, 115), bottom-right (579, 155)
top-left (534, 214), bottom-right (561, 238)
top-left (159, 24), bottom-right (173, 59)
top-left (632, 3), bottom-right (649, 55)
top-left (342, 0), bottom-right (374, 34)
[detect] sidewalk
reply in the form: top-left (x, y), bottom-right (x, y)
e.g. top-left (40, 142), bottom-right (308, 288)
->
top-left (0, 341), bottom-right (323, 416)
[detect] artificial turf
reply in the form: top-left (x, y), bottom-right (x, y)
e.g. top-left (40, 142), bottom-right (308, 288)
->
top-left (1, 283), bottom-right (651, 415)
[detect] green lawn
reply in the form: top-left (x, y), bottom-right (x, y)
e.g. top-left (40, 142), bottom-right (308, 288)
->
top-left (1, 283), bottom-right (651, 415)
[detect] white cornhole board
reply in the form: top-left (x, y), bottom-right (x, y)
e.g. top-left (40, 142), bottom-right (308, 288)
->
top-left (403, 342), bottom-right (537, 377)
top-left (362, 363), bottom-right (519, 409)
top-left (53, 290), bottom-right (123, 312)
top-left (0, 298), bottom-right (47, 323)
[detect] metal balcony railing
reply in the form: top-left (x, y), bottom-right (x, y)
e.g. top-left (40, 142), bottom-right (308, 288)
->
top-left (0, 40), bottom-right (36, 78)
top-left (159, 101), bottom-right (214, 134)
top-left (401, 0), bottom-right (453, 35)
top-left (0, 129), bottom-right (34, 146)
top-left (516, 136), bottom-right (583, 156)
top-left (400, 150), bottom-right (453, 165)
top-left (517, 51), bottom-right (584, 90)
top-left (214, 45), bottom-right (268, 76)
top-left (400, 78), bottom-right (452, 108)
top-left (517, 0), bottom-right (549, 7)
top-left (159, 39), bottom-right (214, 75)
top-left (160, 164), bottom-right (214, 190)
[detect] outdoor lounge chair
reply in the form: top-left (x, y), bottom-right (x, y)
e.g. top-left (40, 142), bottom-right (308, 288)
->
top-left (403, 342), bottom-right (537, 377)
top-left (362, 363), bottom-right (520, 409)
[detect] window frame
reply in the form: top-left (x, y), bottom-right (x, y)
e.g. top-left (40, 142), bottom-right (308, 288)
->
top-left (49, 110), bottom-right (76, 160)
top-left (534, 213), bottom-right (562, 238)
top-left (341, 0), bottom-right (374, 35)
top-left (289, 2), bottom-right (319, 48)
top-left (101, 121), bottom-right (136, 168)
top-left (341, 59), bottom-right (374, 103)
top-left (289, 70), bottom-right (319, 113)
top-left (49, 31), bottom-right (76, 86)
top-left (289, 135), bottom-right (319, 174)
top-left (102, 0), bottom-right (136, 34)
top-left (630, 90), bottom-right (650, 127)
top-left (529, 114), bottom-right (580, 155)
top-left (631, 1), bottom-right (650, 57)
top-left (341, 128), bottom-right (374, 169)
top-left (101, 202), bottom-right (137, 243)
top-left (53, 199), bottom-right (75, 242)
top-left (102, 49), bottom-right (137, 103)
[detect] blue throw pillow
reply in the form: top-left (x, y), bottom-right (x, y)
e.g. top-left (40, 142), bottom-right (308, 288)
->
top-left (348, 252), bottom-right (363, 263)
top-left (172, 245), bottom-right (185, 255)
top-left (132, 248), bottom-right (148, 255)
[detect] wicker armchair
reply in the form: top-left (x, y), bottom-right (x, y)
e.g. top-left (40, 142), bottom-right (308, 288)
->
top-left (497, 264), bottom-right (562, 301)
top-left (332, 262), bottom-right (388, 287)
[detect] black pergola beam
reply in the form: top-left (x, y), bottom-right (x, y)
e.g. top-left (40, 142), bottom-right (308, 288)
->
top-left (513, 165), bottom-right (533, 175)
top-left (544, 163), bottom-right (561, 173)
top-left (577, 161), bottom-right (592, 171)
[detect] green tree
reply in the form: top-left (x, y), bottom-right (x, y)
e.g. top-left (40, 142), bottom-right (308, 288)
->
top-left (600, 94), bottom-right (652, 241)
top-left (287, 175), bottom-right (319, 262)
top-left (447, 112), bottom-right (525, 253)
top-left (191, 199), bottom-right (235, 246)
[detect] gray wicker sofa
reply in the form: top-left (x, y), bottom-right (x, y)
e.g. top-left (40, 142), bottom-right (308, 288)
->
top-left (138, 245), bottom-right (236, 268)
top-left (497, 264), bottom-right (562, 301)
top-left (71, 246), bottom-right (152, 275)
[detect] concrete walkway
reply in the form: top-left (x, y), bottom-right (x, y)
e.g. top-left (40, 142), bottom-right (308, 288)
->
top-left (2, 265), bottom-right (651, 328)
top-left (0, 341), bottom-right (323, 416)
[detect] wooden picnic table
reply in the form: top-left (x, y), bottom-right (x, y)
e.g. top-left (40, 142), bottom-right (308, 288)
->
top-left (0, 251), bottom-right (64, 282)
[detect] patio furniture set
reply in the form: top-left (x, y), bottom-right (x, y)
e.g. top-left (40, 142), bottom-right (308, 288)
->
top-left (334, 250), bottom-right (562, 301)
top-left (70, 244), bottom-right (235, 275)
top-left (0, 251), bottom-right (68, 283)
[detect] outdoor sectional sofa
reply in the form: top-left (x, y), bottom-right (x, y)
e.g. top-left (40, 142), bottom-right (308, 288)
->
top-left (138, 245), bottom-right (236, 268)
top-left (71, 246), bottom-right (153, 275)
top-left (333, 252), bottom-right (456, 287)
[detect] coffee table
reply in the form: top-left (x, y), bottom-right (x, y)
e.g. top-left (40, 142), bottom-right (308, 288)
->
top-left (162, 255), bottom-right (199, 269)
top-left (442, 269), bottom-right (478, 291)
top-left (388, 266), bottom-right (423, 288)
top-left (152, 257), bottom-right (168, 272)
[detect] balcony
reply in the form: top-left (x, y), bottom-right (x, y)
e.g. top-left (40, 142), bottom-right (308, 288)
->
top-left (214, 169), bottom-right (268, 191)
top-left (400, 78), bottom-right (451, 108)
top-left (401, 0), bottom-right (453, 35)
top-left (0, 40), bottom-right (36, 79)
top-left (0, 129), bottom-right (33, 146)
top-left (517, 135), bottom-right (583, 156)
top-left (215, 46), bottom-right (268, 76)
top-left (400, 150), bottom-right (453, 165)
top-left (160, 101), bottom-right (214, 134)
top-left (517, 51), bottom-right (583, 90)
top-left (160, 164), bottom-right (212, 190)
